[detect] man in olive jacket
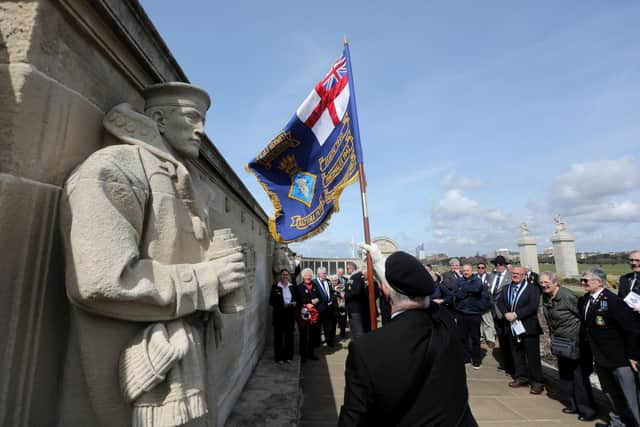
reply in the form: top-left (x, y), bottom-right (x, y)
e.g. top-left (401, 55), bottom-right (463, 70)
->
top-left (338, 247), bottom-right (477, 427)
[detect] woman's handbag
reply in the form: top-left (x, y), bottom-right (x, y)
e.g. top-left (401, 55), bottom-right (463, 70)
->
top-left (550, 335), bottom-right (580, 360)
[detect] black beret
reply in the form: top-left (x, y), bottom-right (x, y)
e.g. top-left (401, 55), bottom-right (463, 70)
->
top-left (384, 251), bottom-right (435, 297)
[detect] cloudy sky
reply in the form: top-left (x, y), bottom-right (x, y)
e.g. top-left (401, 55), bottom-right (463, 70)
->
top-left (140, 1), bottom-right (640, 257)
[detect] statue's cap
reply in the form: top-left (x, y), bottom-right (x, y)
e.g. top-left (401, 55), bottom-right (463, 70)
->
top-left (143, 82), bottom-right (211, 114)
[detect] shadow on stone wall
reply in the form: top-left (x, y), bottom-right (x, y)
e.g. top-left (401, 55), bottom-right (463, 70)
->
top-left (0, 6), bottom-right (70, 424)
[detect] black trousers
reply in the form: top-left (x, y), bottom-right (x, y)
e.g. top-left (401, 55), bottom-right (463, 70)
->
top-left (335, 309), bottom-right (347, 338)
top-left (494, 317), bottom-right (515, 375)
top-left (557, 356), bottom-right (597, 417)
top-left (458, 313), bottom-right (482, 364)
top-left (273, 308), bottom-right (295, 362)
top-left (348, 312), bottom-right (365, 339)
top-left (319, 309), bottom-right (336, 346)
top-left (299, 323), bottom-right (317, 361)
top-left (510, 334), bottom-right (543, 387)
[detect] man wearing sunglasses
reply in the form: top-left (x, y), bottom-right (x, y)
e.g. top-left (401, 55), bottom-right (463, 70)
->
top-left (618, 251), bottom-right (640, 311)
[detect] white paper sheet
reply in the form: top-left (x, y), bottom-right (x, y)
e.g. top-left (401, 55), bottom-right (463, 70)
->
top-left (624, 292), bottom-right (640, 310)
top-left (511, 319), bottom-right (526, 336)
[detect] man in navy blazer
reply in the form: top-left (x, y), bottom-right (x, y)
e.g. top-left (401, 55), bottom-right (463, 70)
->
top-left (580, 268), bottom-right (640, 427)
top-left (314, 267), bottom-right (336, 347)
top-left (497, 266), bottom-right (544, 394)
top-left (618, 250), bottom-right (640, 303)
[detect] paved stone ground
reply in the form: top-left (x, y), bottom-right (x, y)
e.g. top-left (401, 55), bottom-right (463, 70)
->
top-left (299, 339), bottom-right (608, 426)
top-left (226, 347), bottom-right (301, 427)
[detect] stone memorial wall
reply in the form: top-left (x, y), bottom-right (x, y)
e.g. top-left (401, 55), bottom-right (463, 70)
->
top-left (0, 1), bottom-right (272, 425)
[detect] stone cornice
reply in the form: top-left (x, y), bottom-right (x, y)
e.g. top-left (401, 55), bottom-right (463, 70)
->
top-left (55, 0), bottom-right (268, 224)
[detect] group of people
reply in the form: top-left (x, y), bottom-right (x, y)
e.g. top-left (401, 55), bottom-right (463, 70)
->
top-left (432, 251), bottom-right (640, 426)
top-left (270, 246), bottom-right (640, 426)
top-left (268, 262), bottom-right (375, 364)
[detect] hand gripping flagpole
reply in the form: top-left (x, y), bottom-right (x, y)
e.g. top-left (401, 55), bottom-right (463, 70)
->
top-left (344, 37), bottom-right (377, 331)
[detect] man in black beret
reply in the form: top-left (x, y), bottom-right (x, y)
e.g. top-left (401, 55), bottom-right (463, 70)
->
top-left (338, 244), bottom-right (478, 427)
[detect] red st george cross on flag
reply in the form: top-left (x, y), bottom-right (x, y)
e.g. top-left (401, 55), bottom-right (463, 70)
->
top-left (296, 55), bottom-right (351, 145)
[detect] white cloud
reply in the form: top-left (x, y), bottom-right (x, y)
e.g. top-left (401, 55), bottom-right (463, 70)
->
top-left (550, 155), bottom-right (640, 225)
top-left (485, 209), bottom-right (508, 222)
top-left (551, 155), bottom-right (637, 207)
top-left (440, 172), bottom-right (486, 190)
top-left (580, 200), bottom-right (640, 223)
top-left (432, 189), bottom-right (480, 221)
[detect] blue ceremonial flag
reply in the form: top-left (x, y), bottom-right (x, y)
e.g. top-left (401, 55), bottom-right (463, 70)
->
top-left (246, 43), bottom-right (363, 243)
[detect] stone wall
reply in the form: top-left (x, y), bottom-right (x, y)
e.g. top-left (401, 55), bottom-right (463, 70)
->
top-left (0, 1), bottom-right (272, 425)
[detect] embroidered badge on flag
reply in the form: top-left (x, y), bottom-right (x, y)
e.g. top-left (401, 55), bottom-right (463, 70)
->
top-left (246, 45), bottom-right (363, 242)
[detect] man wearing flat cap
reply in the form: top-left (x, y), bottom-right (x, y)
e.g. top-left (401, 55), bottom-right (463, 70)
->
top-left (59, 83), bottom-right (246, 426)
top-left (338, 245), bottom-right (477, 427)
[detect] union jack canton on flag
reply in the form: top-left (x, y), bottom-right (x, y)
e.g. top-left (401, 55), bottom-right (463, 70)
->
top-left (247, 45), bottom-right (363, 243)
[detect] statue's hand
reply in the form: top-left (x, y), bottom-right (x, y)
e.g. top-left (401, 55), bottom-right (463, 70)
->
top-left (209, 250), bottom-right (246, 296)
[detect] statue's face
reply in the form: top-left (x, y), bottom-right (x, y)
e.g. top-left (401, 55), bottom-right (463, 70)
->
top-left (161, 106), bottom-right (205, 158)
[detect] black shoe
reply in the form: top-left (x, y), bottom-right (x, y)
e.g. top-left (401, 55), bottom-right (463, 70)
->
top-left (593, 423), bottom-right (608, 427)
top-left (577, 414), bottom-right (597, 422)
top-left (561, 407), bottom-right (577, 414)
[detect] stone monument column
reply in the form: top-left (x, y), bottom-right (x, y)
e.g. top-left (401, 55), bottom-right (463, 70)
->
top-left (517, 222), bottom-right (540, 273)
top-left (550, 214), bottom-right (579, 278)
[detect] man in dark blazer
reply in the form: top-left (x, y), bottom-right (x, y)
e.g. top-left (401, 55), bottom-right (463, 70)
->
top-left (269, 269), bottom-right (299, 363)
top-left (313, 267), bottom-right (336, 347)
top-left (524, 266), bottom-right (540, 288)
top-left (579, 268), bottom-right (640, 427)
top-left (489, 255), bottom-right (513, 374)
top-left (339, 248), bottom-right (477, 427)
top-left (618, 250), bottom-right (640, 302)
top-left (442, 257), bottom-right (462, 290)
top-left (345, 262), bottom-right (366, 339)
top-left (497, 266), bottom-right (544, 394)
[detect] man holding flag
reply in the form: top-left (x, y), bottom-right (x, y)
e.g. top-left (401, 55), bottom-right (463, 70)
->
top-left (249, 42), bottom-right (476, 425)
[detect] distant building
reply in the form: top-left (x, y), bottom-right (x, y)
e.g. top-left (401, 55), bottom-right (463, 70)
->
top-left (300, 257), bottom-right (359, 275)
top-left (495, 248), bottom-right (511, 257)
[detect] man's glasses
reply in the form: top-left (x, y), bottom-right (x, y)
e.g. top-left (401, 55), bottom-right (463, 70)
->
top-left (629, 258), bottom-right (640, 262)
top-left (477, 266), bottom-right (486, 269)
top-left (580, 278), bottom-right (590, 283)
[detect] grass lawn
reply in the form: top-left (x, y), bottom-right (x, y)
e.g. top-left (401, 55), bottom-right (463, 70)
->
top-left (538, 263), bottom-right (630, 278)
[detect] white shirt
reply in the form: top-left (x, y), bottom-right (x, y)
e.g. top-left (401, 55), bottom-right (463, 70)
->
top-left (584, 287), bottom-right (605, 318)
top-left (278, 282), bottom-right (292, 305)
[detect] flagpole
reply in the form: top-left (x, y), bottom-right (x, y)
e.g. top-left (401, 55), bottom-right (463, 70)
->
top-left (344, 37), bottom-right (377, 331)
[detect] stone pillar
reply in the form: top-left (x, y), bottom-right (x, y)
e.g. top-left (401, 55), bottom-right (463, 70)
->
top-left (551, 215), bottom-right (579, 278)
top-left (518, 235), bottom-right (540, 274)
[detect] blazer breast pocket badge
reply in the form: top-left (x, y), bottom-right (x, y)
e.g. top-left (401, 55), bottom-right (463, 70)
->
top-left (595, 315), bottom-right (606, 326)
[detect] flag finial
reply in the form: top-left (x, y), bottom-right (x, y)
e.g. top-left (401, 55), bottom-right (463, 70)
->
top-left (344, 35), bottom-right (349, 46)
